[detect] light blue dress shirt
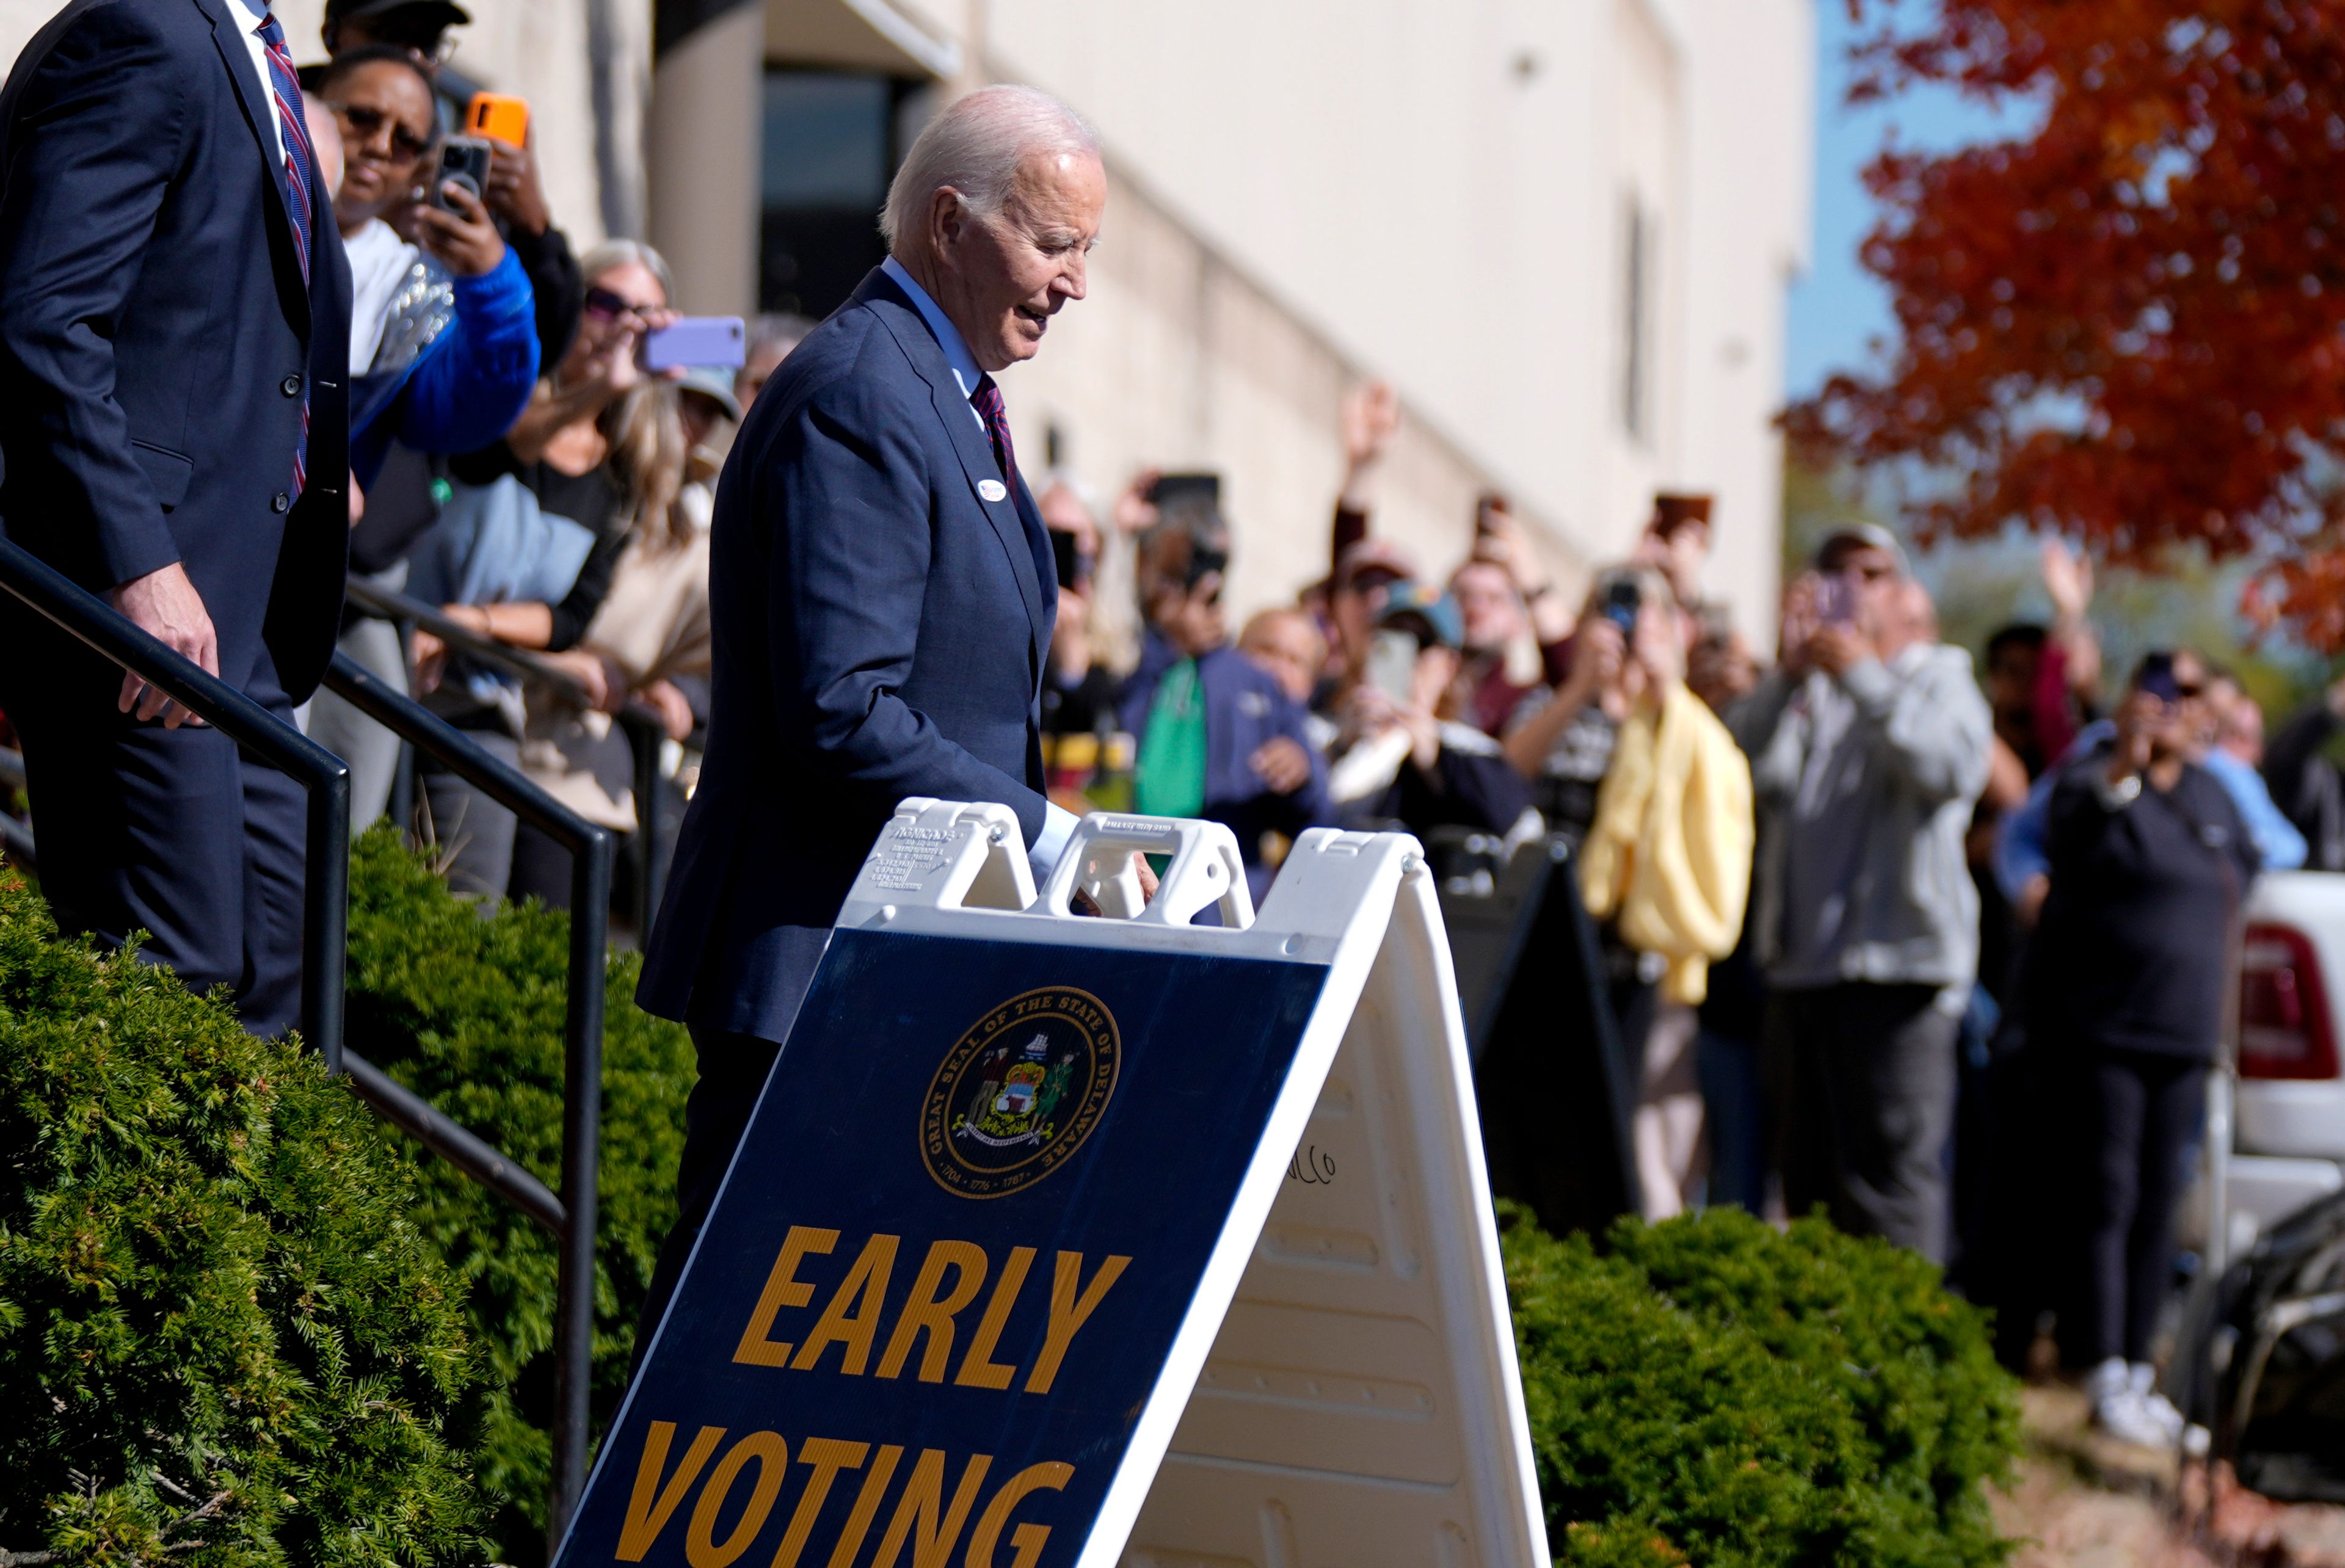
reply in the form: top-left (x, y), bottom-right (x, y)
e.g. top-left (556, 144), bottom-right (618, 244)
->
top-left (879, 253), bottom-right (1078, 885)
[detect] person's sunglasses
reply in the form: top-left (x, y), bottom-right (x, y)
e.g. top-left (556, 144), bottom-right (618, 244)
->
top-left (584, 286), bottom-right (653, 321)
top-left (328, 101), bottom-right (434, 162)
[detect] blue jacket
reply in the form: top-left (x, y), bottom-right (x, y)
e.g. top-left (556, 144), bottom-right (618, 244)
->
top-left (1996, 719), bottom-right (2307, 899)
top-left (348, 247), bottom-right (537, 490)
top-left (0, 0), bottom-right (353, 702)
top-left (1118, 630), bottom-right (1332, 865)
top-left (638, 267), bottom-right (1057, 1039)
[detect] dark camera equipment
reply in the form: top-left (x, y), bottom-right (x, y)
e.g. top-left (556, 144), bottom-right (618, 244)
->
top-left (1600, 577), bottom-right (1640, 636)
top-left (1050, 528), bottom-right (1090, 592)
top-left (431, 136), bottom-right (492, 211)
top-left (1185, 541), bottom-right (1229, 591)
top-left (1148, 472), bottom-right (1221, 510)
top-left (2139, 650), bottom-right (2180, 703)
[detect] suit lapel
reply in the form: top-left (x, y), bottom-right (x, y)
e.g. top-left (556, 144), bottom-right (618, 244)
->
top-left (856, 270), bottom-right (1050, 660)
top-left (195, 0), bottom-right (309, 333)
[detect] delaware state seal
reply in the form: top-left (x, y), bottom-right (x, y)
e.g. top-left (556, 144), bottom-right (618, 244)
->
top-left (920, 985), bottom-right (1119, 1198)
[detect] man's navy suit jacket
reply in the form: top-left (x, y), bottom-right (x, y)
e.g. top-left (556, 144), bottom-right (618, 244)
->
top-left (0, 0), bottom-right (352, 705)
top-left (638, 267), bottom-right (1058, 1041)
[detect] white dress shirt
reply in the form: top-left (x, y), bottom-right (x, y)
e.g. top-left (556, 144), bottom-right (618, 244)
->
top-left (877, 253), bottom-right (1077, 884)
top-left (228, 0), bottom-right (288, 166)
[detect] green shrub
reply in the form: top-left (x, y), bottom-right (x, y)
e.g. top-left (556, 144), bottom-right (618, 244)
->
top-left (343, 830), bottom-right (694, 1564)
top-left (0, 874), bottom-right (486, 1568)
top-left (1502, 1205), bottom-right (2021, 1568)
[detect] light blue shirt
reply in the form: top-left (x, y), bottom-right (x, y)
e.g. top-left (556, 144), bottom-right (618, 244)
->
top-left (878, 253), bottom-right (1077, 886)
top-left (2205, 746), bottom-right (2307, 870)
top-left (882, 255), bottom-right (988, 434)
top-left (1996, 719), bottom-right (2304, 899)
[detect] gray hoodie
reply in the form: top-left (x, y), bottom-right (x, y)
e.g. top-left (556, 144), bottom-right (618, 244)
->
top-left (1731, 642), bottom-right (1992, 992)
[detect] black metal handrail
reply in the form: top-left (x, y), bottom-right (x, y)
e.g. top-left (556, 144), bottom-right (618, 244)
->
top-left (342, 576), bottom-right (671, 934)
top-left (0, 537), bottom-right (610, 1548)
top-left (320, 652), bottom-right (611, 1542)
top-left (344, 573), bottom-right (598, 699)
top-left (0, 537), bottom-right (351, 1059)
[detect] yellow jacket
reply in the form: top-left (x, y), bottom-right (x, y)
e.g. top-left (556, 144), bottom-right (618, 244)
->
top-left (1577, 681), bottom-right (1755, 1005)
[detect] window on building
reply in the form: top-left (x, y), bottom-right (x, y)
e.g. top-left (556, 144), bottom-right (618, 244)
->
top-left (1620, 193), bottom-right (1655, 443)
top-left (760, 68), bottom-right (920, 318)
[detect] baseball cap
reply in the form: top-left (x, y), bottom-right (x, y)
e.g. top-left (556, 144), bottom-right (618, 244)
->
top-left (1814, 521), bottom-right (1910, 576)
top-left (678, 364), bottom-right (743, 423)
top-left (1375, 581), bottom-right (1464, 650)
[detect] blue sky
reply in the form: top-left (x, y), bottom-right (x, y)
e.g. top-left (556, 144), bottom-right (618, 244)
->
top-left (1784, 2), bottom-right (2029, 396)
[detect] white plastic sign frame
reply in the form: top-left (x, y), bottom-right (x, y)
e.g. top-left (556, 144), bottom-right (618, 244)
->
top-left (838, 800), bottom-right (1544, 1567)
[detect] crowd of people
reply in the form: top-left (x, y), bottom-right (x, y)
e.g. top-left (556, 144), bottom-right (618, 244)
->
top-left (1027, 380), bottom-right (2345, 1451)
top-left (260, 0), bottom-right (819, 917)
top-left (5, 0), bottom-right (2327, 1454)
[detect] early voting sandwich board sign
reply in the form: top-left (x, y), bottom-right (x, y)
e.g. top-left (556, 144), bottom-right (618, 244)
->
top-left (558, 800), bottom-right (1546, 1568)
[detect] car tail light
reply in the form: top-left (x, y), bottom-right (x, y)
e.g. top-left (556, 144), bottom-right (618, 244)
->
top-left (2239, 923), bottom-right (2341, 1080)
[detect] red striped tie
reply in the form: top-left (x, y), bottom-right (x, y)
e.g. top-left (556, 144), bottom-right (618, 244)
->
top-left (256, 10), bottom-right (313, 498)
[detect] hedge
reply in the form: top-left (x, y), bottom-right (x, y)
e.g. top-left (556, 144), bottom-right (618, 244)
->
top-left (343, 829), bottom-right (695, 1565)
top-left (0, 874), bottom-right (486, 1568)
top-left (1502, 1204), bottom-right (2022, 1567)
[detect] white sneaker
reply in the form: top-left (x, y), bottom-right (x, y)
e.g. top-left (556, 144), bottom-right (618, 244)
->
top-left (2129, 1362), bottom-right (2186, 1445)
top-left (2089, 1357), bottom-right (2173, 1448)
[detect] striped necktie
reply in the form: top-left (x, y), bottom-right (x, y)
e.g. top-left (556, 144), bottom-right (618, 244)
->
top-left (255, 10), bottom-right (313, 497)
top-left (970, 373), bottom-right (1019, 496)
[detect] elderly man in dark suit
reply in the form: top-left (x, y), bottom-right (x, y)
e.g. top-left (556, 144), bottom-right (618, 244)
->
top-left (0, 0), bottom-right (351, 1037)
top-left (632, 84), bottom-right (1107, 1335)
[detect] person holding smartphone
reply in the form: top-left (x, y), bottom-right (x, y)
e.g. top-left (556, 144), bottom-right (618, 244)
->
top-left (2020, 652), bottom-right (2258, 1443)
top-left (409, 241), bottom-right (685, 899)
top-left (319, 48), bottom-right (537, 482)
top-left (1324, 582), bottom-right (1532, 841)
top-left (1117, 499), bottom-right (1330, 899)
top-left (1730, 524), bottom-right (1992, 1264)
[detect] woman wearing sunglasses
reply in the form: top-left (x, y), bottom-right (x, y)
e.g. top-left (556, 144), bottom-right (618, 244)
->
top-left (322, 45), bottom-right (538, 489)
top-left (2018, 648), bottom-right (2260, 1446)
top-left (413, 241), bottom-right (694, 904)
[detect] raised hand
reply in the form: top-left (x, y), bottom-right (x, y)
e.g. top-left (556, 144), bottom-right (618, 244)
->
top-left (2041, 536), bottom-right (2093, 622)
top-left (1340, 381), bottom-right (1400, 471)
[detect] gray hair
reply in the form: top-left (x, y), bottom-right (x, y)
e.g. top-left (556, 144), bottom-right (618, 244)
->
top-left (578, 238), bottom-right (677, 305)
top-left (880, 85), bottom-right (1099, 249)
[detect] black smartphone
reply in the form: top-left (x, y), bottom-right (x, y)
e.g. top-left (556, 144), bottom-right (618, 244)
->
top-left (1185, 542), bottom-right (1229, 591)
top-left (432, 136), bottom-right (492, 210)
top-left (1050, 527), bottom-right (1082, 590)
top-left (1601, 576), bottom-right (1640, 636)
top-left (2139, 651), bottom-right (2180, 703)
top-left (1148, 473), bottom-right (1220, 510)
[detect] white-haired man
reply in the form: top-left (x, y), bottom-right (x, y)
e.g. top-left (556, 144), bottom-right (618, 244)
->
top-left (633, 85), bottom-right (1105, 1340)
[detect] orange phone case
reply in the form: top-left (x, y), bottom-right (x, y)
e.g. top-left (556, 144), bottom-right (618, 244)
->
top-left (465, 92), bottom-right (529, 146)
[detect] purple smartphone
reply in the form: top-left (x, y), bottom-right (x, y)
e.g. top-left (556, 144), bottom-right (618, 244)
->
top-left (642, 316), bottom-right (746, 371)
top-left (1814, 573), bottom-right (1857, 626)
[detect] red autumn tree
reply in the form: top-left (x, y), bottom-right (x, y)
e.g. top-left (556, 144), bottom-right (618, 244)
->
top-left (1786, 0), bottom-right (2345, 645)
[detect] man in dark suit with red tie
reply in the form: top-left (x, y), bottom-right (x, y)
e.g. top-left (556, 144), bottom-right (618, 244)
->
top-left (0, 0), bottom-right (352, 1036)
top-left (633, 84), bottom-right (1106, 1338)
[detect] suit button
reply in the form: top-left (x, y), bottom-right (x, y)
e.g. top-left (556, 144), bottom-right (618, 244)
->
top-left (271, 491), bottom-right (291, 513)
top-left (280, 374), bottom-right (302, 397)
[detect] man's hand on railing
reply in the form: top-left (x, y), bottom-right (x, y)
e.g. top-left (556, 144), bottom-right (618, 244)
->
top-left (107, 562), bottom-right (216, 727)
top-left (410, 627), bottom-right (446, 695)
top-left (641, 678), bottom-right (694, 742)
top-left (537, 648), bottom-right (618, 711)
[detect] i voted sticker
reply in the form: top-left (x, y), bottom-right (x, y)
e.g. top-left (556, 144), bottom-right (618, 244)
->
top-left (978, 479), bottom-right (1008, 503)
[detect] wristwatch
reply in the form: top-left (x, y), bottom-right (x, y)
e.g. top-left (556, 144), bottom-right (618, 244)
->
top-left (2093, 769), bottom-right (2142, 811)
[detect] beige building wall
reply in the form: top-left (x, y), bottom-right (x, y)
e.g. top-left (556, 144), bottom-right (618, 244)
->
top-left (909, 0), bottom-right (1811, 636)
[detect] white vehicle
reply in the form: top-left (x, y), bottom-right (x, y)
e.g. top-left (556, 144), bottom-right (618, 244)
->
top-left (2203, 870), bottom-right (2345, 1261)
